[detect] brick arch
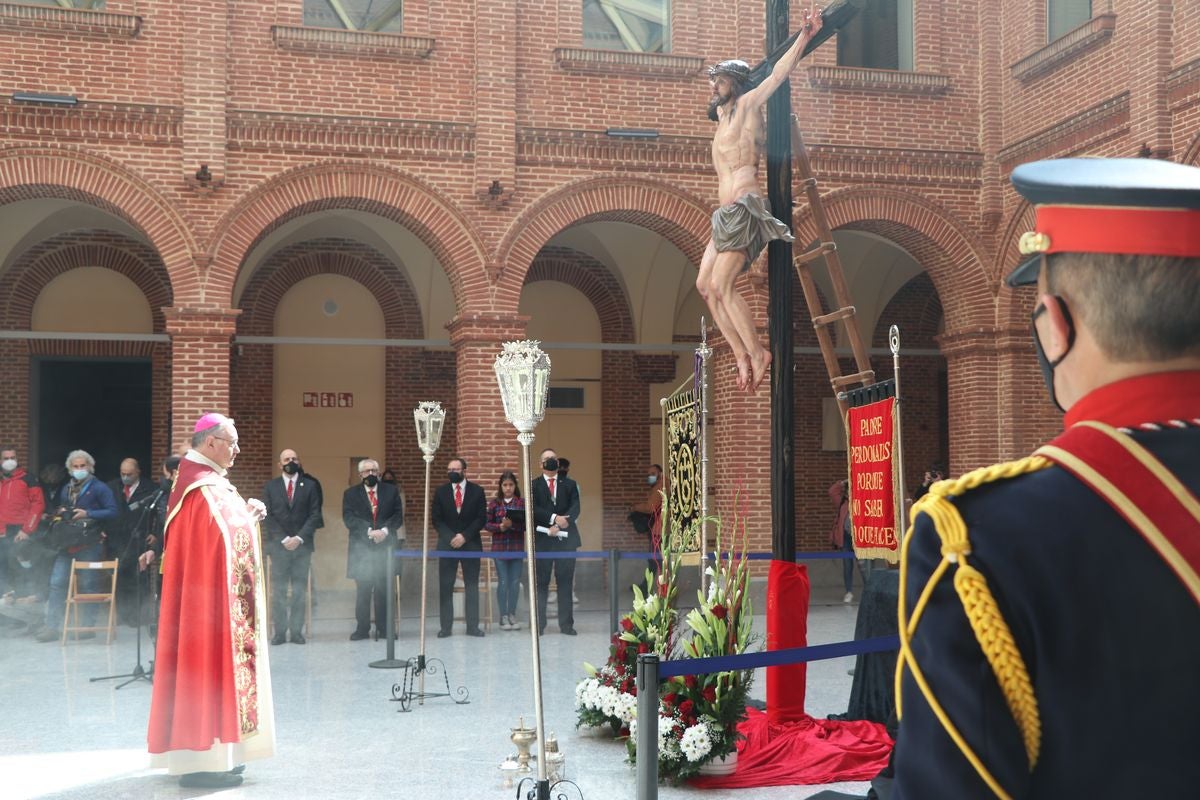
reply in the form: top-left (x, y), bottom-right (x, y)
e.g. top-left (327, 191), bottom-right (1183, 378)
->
top-left (0, 229), bottom-right (173, 331)
top-left (495, 176), bottom-right (711, 308)
top-left (206, 162), bottom-right (488, 311)
top-left (792, 185), bottom-right (991, 331)
top-left (0, 146), bottom-right (196, 293)
top-left (237, 238), bottom-right (423, 339)
top-left (525, 246), bottom-right (635, 343)
top-left (871, 272), bottom-right (944, 349)
top-left (996, 200), bottom-right (1039, 326)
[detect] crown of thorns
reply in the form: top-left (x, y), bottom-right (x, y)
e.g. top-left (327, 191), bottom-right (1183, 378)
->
top-left (708, 60), bottom-right (752, 84)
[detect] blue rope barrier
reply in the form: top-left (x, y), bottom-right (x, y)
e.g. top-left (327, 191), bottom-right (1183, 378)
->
top-left (392, 549), bottom-right (854, 561)
top-left (658, 635), bottom-right (899, 678)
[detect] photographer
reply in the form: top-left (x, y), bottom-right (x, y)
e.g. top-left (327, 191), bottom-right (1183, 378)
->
top-left (911, 464), bottom-right (944, 503)
top-left (35, 450), bottom-right (117, 642)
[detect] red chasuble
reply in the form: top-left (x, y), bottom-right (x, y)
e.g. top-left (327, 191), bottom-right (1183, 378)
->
top-left (148, 453), bottom-right (275, 772)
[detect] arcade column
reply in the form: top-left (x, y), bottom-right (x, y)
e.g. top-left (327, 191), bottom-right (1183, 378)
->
top-left (164, 307), bottom-right (241, 450)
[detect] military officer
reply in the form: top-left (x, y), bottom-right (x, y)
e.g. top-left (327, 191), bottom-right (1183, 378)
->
top-left (892, 158), bottom-right (1200, 799)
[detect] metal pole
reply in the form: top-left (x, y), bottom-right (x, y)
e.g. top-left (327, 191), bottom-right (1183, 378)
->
top-left (890, 326), bottom-right (907, 544)
top-left (636, 653), bottom-right (660, 800)
top-left (698, 318), bottom-right (710, 596)
top-left (369, 546), bottom-right (405, 668)
top-left (767, 0), bottom-right (796, 563)
top-left (519, 432), bottom-right (549, 797)
top-left (608, 547), bottom-right (619, 635)
top-left (418, 453), bottom-right (433, 697)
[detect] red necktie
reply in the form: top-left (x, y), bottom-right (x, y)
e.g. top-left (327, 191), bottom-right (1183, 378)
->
top-left (368, 488), bottom-right (377, 522)
top-left (124, 485), bottom-right (132, 501)
top-left (454, 484), bottom-right (463, 511)
top-left (548, 478), bottom-right (556, 498)
top-left (286, 479), bottom-right (294, 503)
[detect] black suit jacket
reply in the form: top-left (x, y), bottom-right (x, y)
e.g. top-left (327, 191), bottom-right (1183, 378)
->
top-left (342, 481), bottom-right (403, 581)
top-left (531, 474), bottom-right (581, 550)
top-left (261, 475), bottom-right (323, 551)
top-left (430, 481), bottom-right (487, 551)
top-left (105, 479), bottom-right (161, 557)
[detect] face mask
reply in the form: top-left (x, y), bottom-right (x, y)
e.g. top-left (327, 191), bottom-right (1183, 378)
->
top-left (447, 471), bottom-right (464, 485)
top-left (1, 459), bottom-right (16, 473)
top-left (282, 462), bottom-right (300, 475)
top-left (647, 475), bottom-right (658, 486)
top-left (71, 469), bottom-right (89, 482)
top-left (121, 474), bottom-right (136, 486)
top-left (363, 475), bottom-right (379, 488)
top-left (542, 458), bottom-right (559, 473)
top-left (1031, 299), bottom-right (1075, 413)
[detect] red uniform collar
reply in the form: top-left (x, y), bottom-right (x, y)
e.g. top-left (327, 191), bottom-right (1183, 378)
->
top-left (1063, 371), bottom-right (1200, 429)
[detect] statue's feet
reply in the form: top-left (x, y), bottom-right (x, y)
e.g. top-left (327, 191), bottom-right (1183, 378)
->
top-left (734, 355), bottom-right (750, 392)
top-left (749, 350), bottom-right (772, 393)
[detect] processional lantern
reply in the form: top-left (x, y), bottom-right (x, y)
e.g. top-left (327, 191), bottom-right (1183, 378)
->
top-left (414, 401), bottom-right (446, 456)
top-left (494, 340), bottom-right (551, 436)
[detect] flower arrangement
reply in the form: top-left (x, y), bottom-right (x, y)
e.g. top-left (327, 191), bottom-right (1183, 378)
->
top-left (576, 550), bottom-right (680, 736)
top-left (627, 511), bottom-right (755, 783)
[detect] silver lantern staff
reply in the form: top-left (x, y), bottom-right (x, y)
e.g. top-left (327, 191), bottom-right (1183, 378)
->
top-left (889, 326), bottom-right (907, 546)
top-left (413, 400), bottom-right (446, 698)
top-left (494, 340), bottom-right (553, 800)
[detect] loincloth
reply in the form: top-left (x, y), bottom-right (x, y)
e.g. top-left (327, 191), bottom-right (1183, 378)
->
top-left (711, 193), bottom-right (795, 271)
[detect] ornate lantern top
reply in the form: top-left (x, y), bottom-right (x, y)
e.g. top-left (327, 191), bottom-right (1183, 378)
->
top-left (413, 401), bottom-right (446, 456)
top-left (493, 340), bottom-right (552, 435)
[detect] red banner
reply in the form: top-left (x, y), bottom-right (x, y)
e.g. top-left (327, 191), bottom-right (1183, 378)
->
top-left (847, 398), bottom-right (899, 562)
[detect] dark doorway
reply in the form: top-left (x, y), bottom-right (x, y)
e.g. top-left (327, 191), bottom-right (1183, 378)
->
top-left (35, 358), bottom-right (153, 484)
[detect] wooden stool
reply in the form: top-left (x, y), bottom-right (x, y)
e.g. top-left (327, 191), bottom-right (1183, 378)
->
top-left (62, 559), bottom-right (119, 644)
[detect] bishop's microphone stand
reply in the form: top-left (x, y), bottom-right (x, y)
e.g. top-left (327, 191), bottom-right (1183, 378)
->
top-left (91, 488), bottom-right (163, 689)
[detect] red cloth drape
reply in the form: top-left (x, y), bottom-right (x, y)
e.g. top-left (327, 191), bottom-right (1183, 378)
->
top-left (766, 560), bottom-right (809, 722)
top-left (690, 708), bottom-right (892, 788)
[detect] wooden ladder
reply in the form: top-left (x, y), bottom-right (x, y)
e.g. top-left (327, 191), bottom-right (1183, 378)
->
top-left (790, 116), bottom-right (875, 414)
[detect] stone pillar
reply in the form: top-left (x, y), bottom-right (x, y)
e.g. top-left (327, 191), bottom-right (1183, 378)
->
top-left (938, 328), bottom-right (1005, 476)
top-left (164, 307), bottom-right (240, 450)
top-left (181, 0), bottom-right (229, 188)
top-left (446, 313), bottom-right (528, 483)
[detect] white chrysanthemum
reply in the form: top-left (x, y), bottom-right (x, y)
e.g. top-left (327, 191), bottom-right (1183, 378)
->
top-left (680, 722), bottom-right (713, 762)
top-left (628, 718), bottom-right (638, 739)
top-left (616, 691), bottom-right (638, 723)
top-left (657, 715), bottom-right (679, 755)
top-left (598, 685), bottom-right (620, 719)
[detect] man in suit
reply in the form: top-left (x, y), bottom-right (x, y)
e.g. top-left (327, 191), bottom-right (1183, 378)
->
top-left (431, 456), bottom-right (487, 637)
top-left (106, 458), bottom-right (160, 625)
top-left (531, 448), bottom-right (581, 635)
top-left (261, 448), bottom-right (322, 645)
top-left (342, 458), bottom-right (403, 641)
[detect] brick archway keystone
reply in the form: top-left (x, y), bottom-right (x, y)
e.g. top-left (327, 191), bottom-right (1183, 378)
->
top-left (206, 161), bottom-right (489, 311)
top-left (0, 146), bottom-right (196, 294)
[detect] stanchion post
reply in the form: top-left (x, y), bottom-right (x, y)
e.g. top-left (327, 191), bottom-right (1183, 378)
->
top-left (636, 653), bottom-right (660, 800)
top-left (608, 548), bottom-right (619, 634)
top-left (370, 493), bottom-right (405, 669)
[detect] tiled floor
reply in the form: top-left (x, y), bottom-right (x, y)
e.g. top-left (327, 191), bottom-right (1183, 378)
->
top-left (1, 568), bottom-right (875, 800)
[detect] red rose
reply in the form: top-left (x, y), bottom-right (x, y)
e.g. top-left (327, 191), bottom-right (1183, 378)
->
top-left (658, 580), bottom-right (669, 597)
top-left (637, 642), bottom-right (649, 654)
top-left (615, 641), bottom-right (628, 661)
top-left (662, 692), bottom-right (678, 707)
top-left (678, 699), bottom-right (694, 718)
top-left (620, 617), bottom-right (634, 632)
top-left (711, 603), bottom-right (728, 620)
top-left (684, 674), bottom-right (697, 689)
top-left (702, 686), bottom-right (717, 703)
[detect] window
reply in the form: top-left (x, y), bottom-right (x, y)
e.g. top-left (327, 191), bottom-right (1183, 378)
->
top-left (303, 0), bottom-right (402, 33)
top-left (1047, 0), bottom-right (1091, 42)
top-left (582, 0), bottom-right (669, 53)
top-left (15, 0), bottom-right (106, 7)
top-left (837, 0), bottom-right (913, 71)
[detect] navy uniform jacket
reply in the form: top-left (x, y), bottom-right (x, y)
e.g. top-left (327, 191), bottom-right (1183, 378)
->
top-left (894, 374), bottom-right (1200, 799)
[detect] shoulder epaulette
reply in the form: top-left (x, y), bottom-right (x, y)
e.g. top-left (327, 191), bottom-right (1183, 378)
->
top-left (896, 454), bottom-right (1052, 800)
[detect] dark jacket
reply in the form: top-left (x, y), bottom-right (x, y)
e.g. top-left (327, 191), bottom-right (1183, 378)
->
top-left (104, 478), bottom-right (160, 557)
top-left (261, 474), bottom-right (322, 552)
top-left (56, 476), bottom-right (118, 522)
top-left (342, 481), bottom-right (403, 581)
top-left (530, 473), bottom-right (581, 550)
top-left (430, 480), bottom-right (487, 551)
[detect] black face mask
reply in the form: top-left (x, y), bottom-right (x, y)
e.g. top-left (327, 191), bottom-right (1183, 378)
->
top-left (363, 475), bottom-right (379, 488)
top-left (447, 471), bottom-right (464, 485)
top-left (542, 458), bottom-right (559, 473)
top-left (1031, 298), bottom-right (1075, 413)
top-left (282, 462), bottom-right (300, 475)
